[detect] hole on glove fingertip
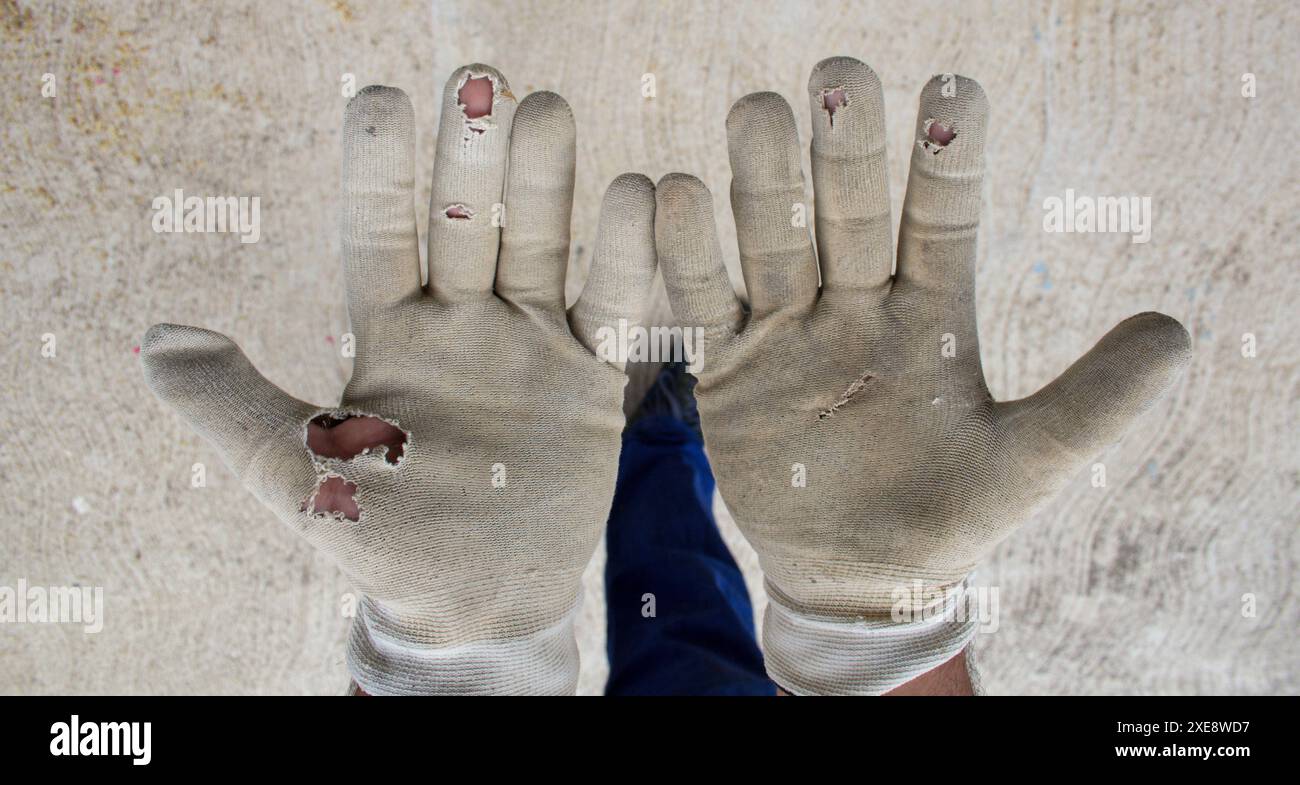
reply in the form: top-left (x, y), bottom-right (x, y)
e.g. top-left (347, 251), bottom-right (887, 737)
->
top-left (307, 414), bottom-right (408, 465)
top-left (821, 88), bottom-right (847, 126)
top-left (920, 119), bottom-right (956, 153)
top-left (927, 121), bottom-right (956, 145)
top-left (301, 476), bottom-right (360, 522)
top-left (458, 76), bottom-right (494, 120)
top-left (444, 204), bottom-right (474, 220)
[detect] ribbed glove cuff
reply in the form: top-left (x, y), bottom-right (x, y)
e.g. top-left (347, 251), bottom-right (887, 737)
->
top-left (762, 579), bottom-right (977, 695)
top-left (346, 600), bottom-right (581, 696)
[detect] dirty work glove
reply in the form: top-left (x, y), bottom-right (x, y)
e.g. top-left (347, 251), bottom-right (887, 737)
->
top-left (654, 57), bottom-right (1190, 695)
top-left (141, 65), bottom-right (656, 695)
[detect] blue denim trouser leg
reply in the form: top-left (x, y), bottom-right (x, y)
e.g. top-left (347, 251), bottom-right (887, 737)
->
top-left (603, 415), bottom-right (776, 696)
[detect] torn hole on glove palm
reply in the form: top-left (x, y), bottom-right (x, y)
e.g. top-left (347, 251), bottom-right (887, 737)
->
top-left (301, 414), bottom-right (407, 522)
top-left (920, 119), bottom-right (956, 153)
top-left (302, 476), bottom-right (360, 521)
top-left (306, 413), bottom-right (407, 464)
top-left (444, 204), bottom-right (474, 220)
top-left (819, 373), bottom-right (874, 420)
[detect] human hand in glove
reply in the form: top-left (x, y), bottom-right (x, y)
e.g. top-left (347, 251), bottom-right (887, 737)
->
top-left (141, 65), bottom-right (656, 695)
top-left (654, 57), bottom-right (1190, 695)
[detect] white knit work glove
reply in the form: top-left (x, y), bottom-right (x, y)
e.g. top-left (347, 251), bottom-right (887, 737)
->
top-left (141, 65), bottom-right (656, 695)
top-left (654, 57), bottom-right (1190, 695)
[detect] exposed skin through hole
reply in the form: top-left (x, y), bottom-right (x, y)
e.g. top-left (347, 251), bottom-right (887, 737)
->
top-left (307, 414), bottom-right (407, 464)
top-left (927, 120), bottom-right (956, 145)
top-left (922, 118), bottom-right (956, 152)
top-left (306, 476), bottom-right (360, 521)
top-left (459, 76), bottom-right (494, 119)
top-left (821, 88), bottom-right (847, 126)
top-left (444, 204), bottom-right (474, 220)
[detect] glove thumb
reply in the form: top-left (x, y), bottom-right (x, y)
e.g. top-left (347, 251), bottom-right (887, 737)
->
top-left (999, 312), bottom-right (1191, 461)
top-left (140, 323), bottom-right (317, 477)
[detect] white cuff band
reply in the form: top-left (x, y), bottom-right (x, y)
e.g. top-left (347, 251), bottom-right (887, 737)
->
top-left (762, 580), bottom-right (978, 696)
top-left (347, 602), bottom-right (581, 696)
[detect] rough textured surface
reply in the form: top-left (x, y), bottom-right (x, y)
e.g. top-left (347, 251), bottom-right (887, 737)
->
top-left (1, 0), bottom-right (1296, 695)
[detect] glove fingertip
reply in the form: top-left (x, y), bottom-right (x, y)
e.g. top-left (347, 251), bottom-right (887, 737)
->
top-left (607, 171), bottom-right (656, 204)
top-left (654, 171), bottom-right (709, 209)
top-left (345, 85), bottom-right (414, 127)
top-left (140, 323), bottom-right (233, 376)
top-left (1120, 311), bottom-right (1192, 363)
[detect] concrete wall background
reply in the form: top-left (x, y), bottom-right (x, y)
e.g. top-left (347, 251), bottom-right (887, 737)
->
top-left (1, 0), bottom-right (1295, 694)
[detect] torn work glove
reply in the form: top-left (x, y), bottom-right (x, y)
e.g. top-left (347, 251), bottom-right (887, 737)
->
top-left (654, 57), bottom-right (1191, 695)
top-left (141, 65), bottom-right (656, 695)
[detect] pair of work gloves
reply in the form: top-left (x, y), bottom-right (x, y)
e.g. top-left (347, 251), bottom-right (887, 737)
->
top-left (141, 59), bottom-right (1190, 695)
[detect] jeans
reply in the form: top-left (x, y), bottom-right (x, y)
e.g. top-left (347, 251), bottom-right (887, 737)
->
top-left (603, 415), bottom-right (776, 696)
